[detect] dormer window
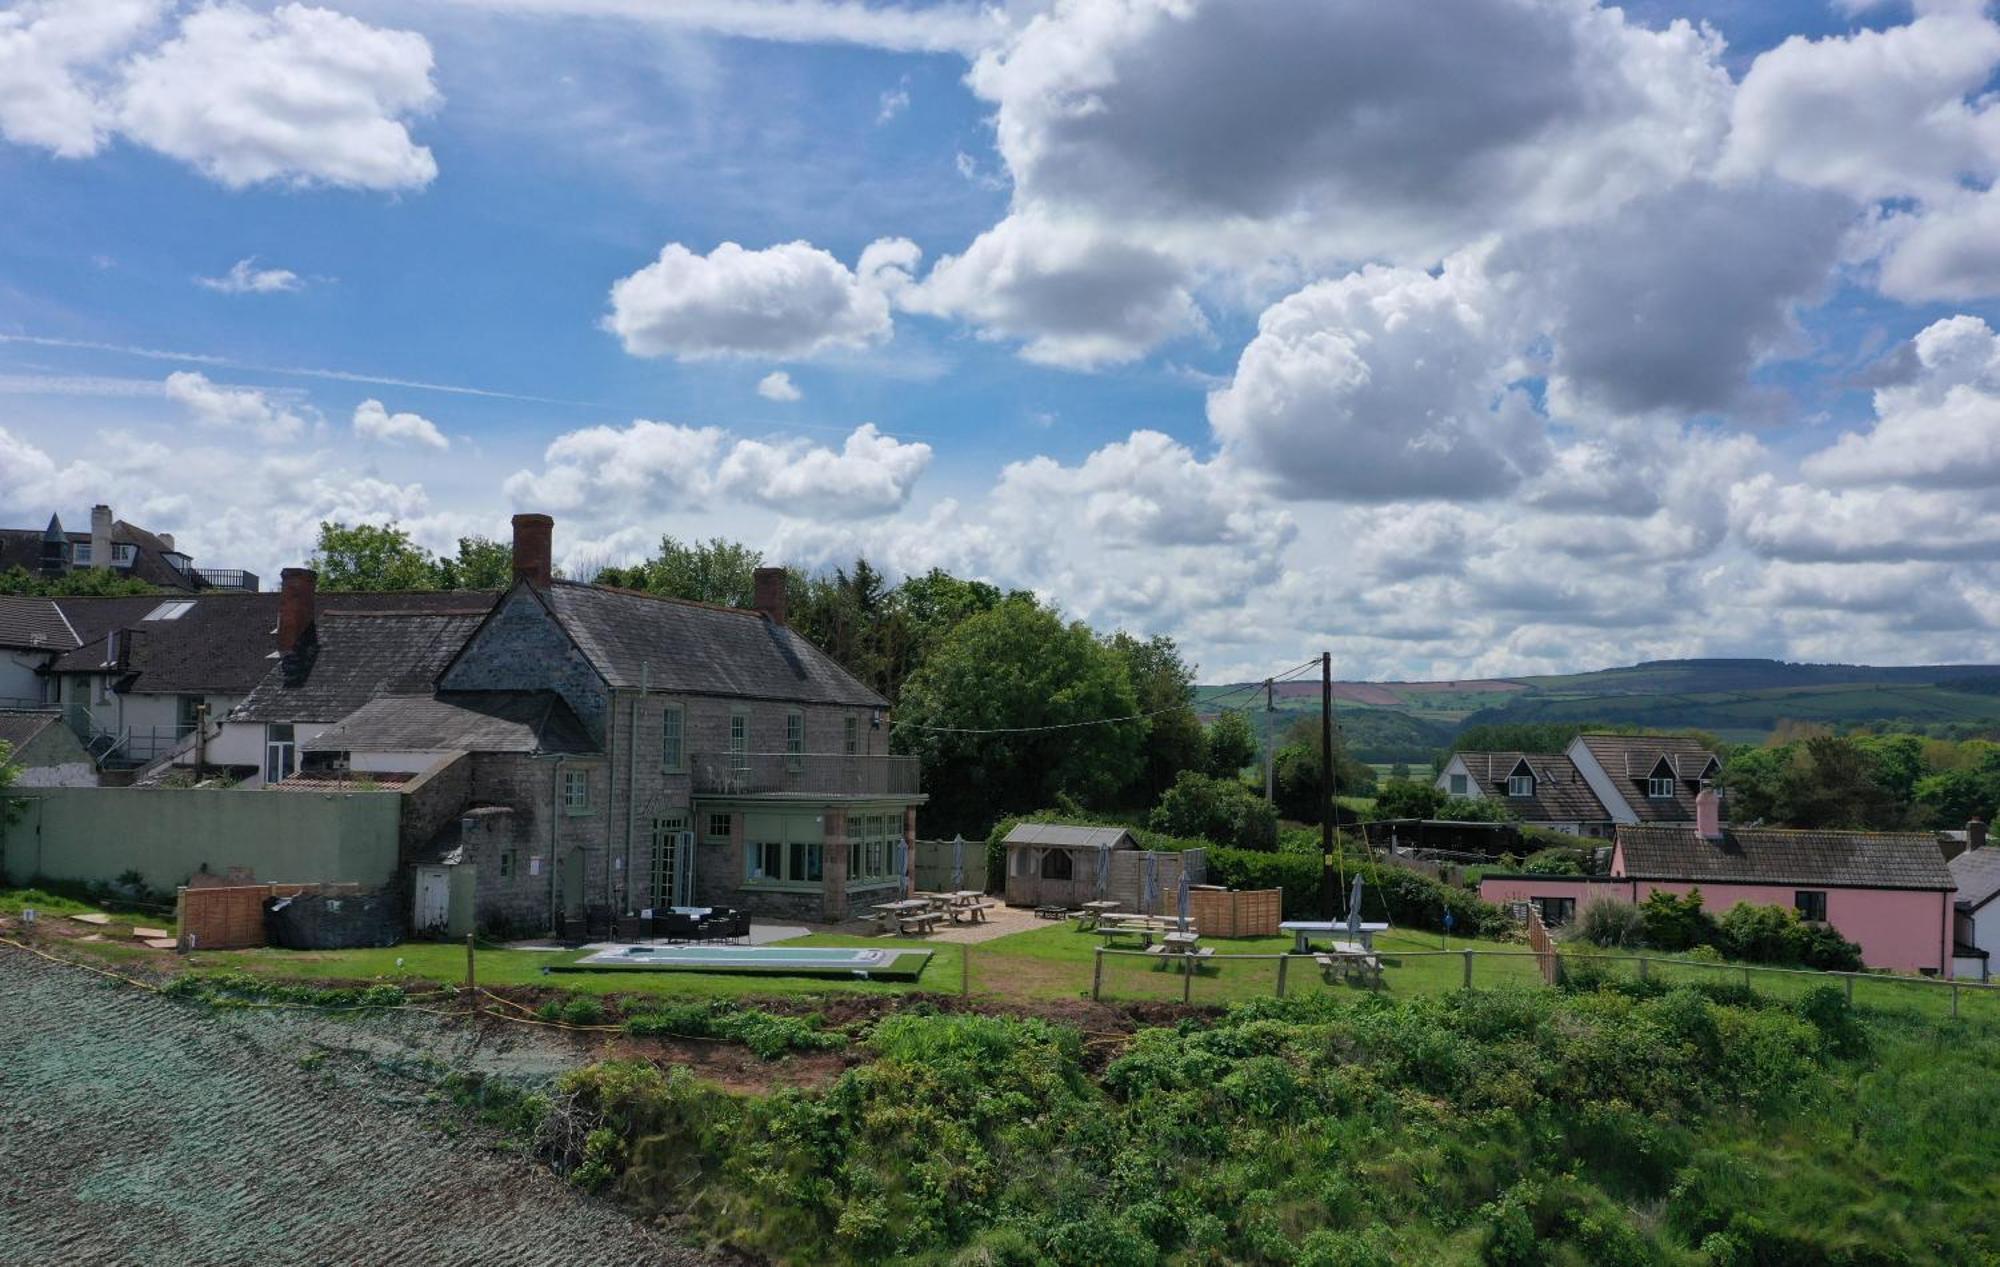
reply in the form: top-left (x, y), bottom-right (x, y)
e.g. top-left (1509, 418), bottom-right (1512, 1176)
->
top-left (110, 543), bottom-right (136, 566)
top-left (1647, 775), bottom-right (1675, 798)
top-left (1508, 774), bottom-right (1534, 797)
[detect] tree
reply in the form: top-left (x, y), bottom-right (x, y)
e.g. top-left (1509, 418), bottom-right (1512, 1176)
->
top-left (1105, 631), bottom-right (1203, 805)
top-left (1372, 779), bottom-right (1444, 821)
top-left (1913, 762), bottom-right (2000, 829)
top-left (308, 522), bottom-right (440, 591)
top-left (1775, 736), bottom-right (1898, 828)
top-left (1202, 711), bottom-right (1259, 779)
top-left (1149, 770), bottom-right (1278, 850)
top-left (0, 739), bottom-right (19, 837)
top-left (0, 565), bottom-right (157, 597)
top-left (435, 536), bottom-right (513, 590)
top-left (894, 598), bottom-right (1143, 835)
top-left (602, 536), bottom-right (763, 606)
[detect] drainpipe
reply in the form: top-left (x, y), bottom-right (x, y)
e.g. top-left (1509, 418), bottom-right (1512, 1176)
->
top-left (548, 756), bottom-right (565, 934)
top-left (626, 662), bottom-right (645, 914)
top-left (604, 693), bottom-right (618, 923)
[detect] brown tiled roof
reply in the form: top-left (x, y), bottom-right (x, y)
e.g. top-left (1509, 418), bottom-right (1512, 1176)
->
top-left (1618, 824), bottom-right (1953, 890)
top-left (539, 580), bottom-right (886, 707)
top-left (1457, 751), bottom-right (1609, 823)
top-left (1575, 733), bottom-right (1721, 822)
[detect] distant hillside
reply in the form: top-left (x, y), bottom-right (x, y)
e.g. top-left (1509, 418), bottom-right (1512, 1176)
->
top-left (1196, 657), bottom-right (2000, 760)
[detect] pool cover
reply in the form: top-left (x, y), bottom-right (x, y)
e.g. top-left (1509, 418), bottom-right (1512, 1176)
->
top-left (550, 944), bottom-right (934, 981)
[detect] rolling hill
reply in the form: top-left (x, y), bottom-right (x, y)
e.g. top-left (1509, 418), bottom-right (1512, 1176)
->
top-left (1196, 657), bottom-right (2000, 761)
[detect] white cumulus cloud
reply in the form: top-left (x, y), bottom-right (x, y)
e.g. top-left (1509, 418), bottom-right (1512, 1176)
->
top-left (352, 399), bottom-right (448, 450)
top-left (757, 371), bottom-right (803, 402)
top-left (197, 257), bottom-right (303, 295)
top-left (163, 371), bottom-right (310, 441)
top-left (605, 238), bottom-right (918, 361)
top-left (716, 423), bottom-right (931, 519)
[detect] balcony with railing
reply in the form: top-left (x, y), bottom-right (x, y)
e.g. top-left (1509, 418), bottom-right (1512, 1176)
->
top-left (690, 751), bottom-right (921, 798)
top-left (195, 568), bottom-right (260, 591)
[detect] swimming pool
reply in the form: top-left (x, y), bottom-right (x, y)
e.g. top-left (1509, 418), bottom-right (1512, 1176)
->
top-left (553, 944), bottom-right (933, 980)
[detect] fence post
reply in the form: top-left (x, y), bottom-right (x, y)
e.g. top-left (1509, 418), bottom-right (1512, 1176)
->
top-left (1953, 983), bottom-right (1960, 1020)
top-left (1091, 947), bottom-right (1103, 1002)
top-left (1277, 954), bottom-right (1289, 999)
top-left (1743, 965), bottom-right (1751, 993)
top-left (465, 932), bottom-right (477, 1019)
top-left (1182, 957), bottom-right (1193, 1005)
top-left (962, 945), bottom-right (970, 997)
top-left (1638, 956), bottom-right (1649, 983)
top-left (1463, 949), bottom-right (1473, 990)
top-left (1845, 973), bottom-right (1854, 1006)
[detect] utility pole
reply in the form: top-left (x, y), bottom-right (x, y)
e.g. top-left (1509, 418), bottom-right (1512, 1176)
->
top-left (1320, 651), bottom-right (1336, 919)
top-left (1263, 678), bottom-right (1275, 804)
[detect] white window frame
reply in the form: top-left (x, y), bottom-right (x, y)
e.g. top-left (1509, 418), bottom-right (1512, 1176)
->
top-left (563, 769), bottom-right (592, 815)
top-left (843, 714), bottom-right (858, 756)
top-left (264, 723), bottom-right (296, 785)
top-left (1647, 775), bottom-right (1675, 799)
top-left (660, 703), bottom-right (685, 773)
top-left (1507, 774), bottom-right (1533, 797)
top-left (706, 812), bottom-right (732, 842)
top-left (786, 710), bottom-right (805, 770)
top-left (729, 711), bottom-right (749, 773)
top-left (71, 542), bottom-right (92, 565)
top-left (1449, 773), bottom-right (1468, 796)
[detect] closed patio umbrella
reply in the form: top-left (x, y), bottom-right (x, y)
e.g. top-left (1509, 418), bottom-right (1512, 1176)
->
top-left (950, 834), bottom-right (966, 892)
top-left (1176, 862), bottom-right (1191, 931)
top-left (1095, 843), bottom-right (1111, 899)
top-left (895, 837), bottom-right (909, 900)
top-left (1142, 852), bottom-right (1160, 915)
top-left (1345, 873), bottom-right (1364, 941)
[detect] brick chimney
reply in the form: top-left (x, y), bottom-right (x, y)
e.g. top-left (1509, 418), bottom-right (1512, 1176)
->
top-left (1973, 819), bottom-right (1990, 853)
top-left (753, 566), bottom-right (787, 626)
top-left (90, 504), bottom-right (112, 569)
top-left (1695, 783), bottom-right (1722, 840)
top-left (512, 513), bottom-right (553, 588)
top-left (277, 567), bottom-right (317, 655)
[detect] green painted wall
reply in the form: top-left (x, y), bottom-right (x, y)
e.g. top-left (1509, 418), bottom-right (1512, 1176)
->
top-left (2, 788), bottom-right (402, 892)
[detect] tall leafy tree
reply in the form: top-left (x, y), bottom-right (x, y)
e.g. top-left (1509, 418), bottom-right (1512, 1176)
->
top-left (308, 522), bottom-right (440, 591)
top-left (434, 535), bottom-right (513, 590)
top-left (601, 536), bottom-right (764, 606)
top-left (895, 598), bottom-right (1143, 835)
top-left (0, 566), bottom-right (157, 596)
top-left (1202, 710), bottom-right (1259, 777)
top-left (1105, 630), bottom-right (1203, 805)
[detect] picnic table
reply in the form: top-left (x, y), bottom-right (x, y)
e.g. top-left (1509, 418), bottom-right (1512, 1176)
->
top-left (1145, 930), bottom-right (1215, 974)
top-left (871, 899), bottom-right (943, 935)
top-left (942, 890), bottom-right (996, 924)
top-left (1076, 899), bottom-right (1121, 930)
top-left (1313, 941), bottom-right (1383, 987)
top-left (1279, 920), bottom-right (1389, 955)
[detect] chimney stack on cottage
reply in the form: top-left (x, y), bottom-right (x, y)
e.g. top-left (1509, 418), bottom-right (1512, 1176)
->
top-left (1695, 782), bottom-right (1723, 840)
top-left (511, 513), bottom-right (554, 588)
top-left (1972, 819), bottom-right (1990, 853)
top-left (90, 503), bottom-right (112, 569)
top-left (753, 566), bottom-right (787, 626)
top-left (277, 567), bottom-right (317, 655)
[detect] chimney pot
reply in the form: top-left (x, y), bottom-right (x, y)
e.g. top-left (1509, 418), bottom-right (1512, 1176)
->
top-left (157, 532), bottom-right (174, 552)
top-left (1695, 783), bottom-right (1722, 840)
top-left (277, 567), bottom-right (317, 655)
top-left (511, 513), bottom-right (554, 588)
top-left (753, 566), bottom-right (787, 626)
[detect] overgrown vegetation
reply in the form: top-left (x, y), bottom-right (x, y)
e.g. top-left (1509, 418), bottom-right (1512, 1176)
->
top-left (1571, 889), bottom-right (1865, 972)
top-left (508, 983), bottom-right (1998, 1265)
top-left (624, 1000), bottom-right (845, 1058)
top-left (162, 968), bottom-right (409, 1010)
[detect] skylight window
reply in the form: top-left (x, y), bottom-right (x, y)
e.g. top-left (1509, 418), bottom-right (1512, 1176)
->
top-left (143, 600), bottom-right (194, 621)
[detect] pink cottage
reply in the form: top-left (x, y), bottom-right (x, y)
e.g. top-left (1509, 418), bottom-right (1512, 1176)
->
top-left (1480, 790), bottom-right (1958, 976)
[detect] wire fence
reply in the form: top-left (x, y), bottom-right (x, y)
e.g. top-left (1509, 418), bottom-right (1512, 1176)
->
top-left (1052, 945), bottom-right (2000, 1025)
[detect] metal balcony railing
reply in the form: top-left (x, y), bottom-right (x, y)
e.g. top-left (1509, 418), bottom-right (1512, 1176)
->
top-left (195, 568), bottom-right (260, 591)
top-left (690, 751), bottom-right (920, 797)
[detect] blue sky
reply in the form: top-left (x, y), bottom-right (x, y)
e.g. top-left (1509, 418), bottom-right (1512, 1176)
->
top-left (2, 0), bottom-right (1999, 682)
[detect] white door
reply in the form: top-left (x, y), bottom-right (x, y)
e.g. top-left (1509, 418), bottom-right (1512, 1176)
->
top-left (414, 867), bottom-right (450, 931)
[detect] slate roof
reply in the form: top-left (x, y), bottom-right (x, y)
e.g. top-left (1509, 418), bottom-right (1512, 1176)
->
top-left (0, 519), bottom-right (203, 590)
top-left (0, 596), bottom-right (75, 652)
top-left (1949, 849), bottom-right (2000, 913)
top-left (1002, 823), bottom-right (1140, 851)
top-left (539, 580), bottom-right (887, 707)
top-left (0, 708), bottom-right (62, 751)
top-left (1575, 733), bottom-right (1721, 822)
top-left (234, 611), bottom-right (490, 723)
top-left (302, 691), bottom-right (596, 755)
top-left (1455, 751), bottom-right (1609, 823)
top-left (45, 591), bottom-right (496, 697)
top-left (1617, 824), bottom-right (1954, 891)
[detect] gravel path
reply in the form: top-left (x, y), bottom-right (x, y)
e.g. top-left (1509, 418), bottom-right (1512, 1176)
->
top-left (0, 946), bottom-right (719, 1266)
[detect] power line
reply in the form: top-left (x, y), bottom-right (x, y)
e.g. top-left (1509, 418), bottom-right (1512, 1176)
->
top-left (890, 656), bottom-right (1320, 735)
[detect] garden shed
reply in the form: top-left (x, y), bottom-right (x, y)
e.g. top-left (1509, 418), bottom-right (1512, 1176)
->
top-left (1003, 823), bottom-right (1205, 914)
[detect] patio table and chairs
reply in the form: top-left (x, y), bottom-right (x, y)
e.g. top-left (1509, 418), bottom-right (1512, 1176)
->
top-left (1076, 899), bottom-right (1121, 930)
top-left (870, 899), bottom-right (943, 935)
top-left (1147, 929), bottom-right (1214, 973)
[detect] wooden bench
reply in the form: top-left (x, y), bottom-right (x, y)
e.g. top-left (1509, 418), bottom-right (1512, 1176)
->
top-left (1033, 905), bottom-right (1067, 920)
top-left (897, 912), bottom-right (944, 935)
top-left (950, 901), bottom-right (997, 924)
top-left (1148, 944), bottom-right (1214, 973)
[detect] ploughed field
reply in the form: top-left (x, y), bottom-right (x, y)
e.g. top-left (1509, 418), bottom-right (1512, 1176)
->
top-left (0, 946), bottom-right (712, 1267)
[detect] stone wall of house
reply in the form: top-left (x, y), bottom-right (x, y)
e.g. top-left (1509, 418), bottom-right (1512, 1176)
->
top-left (463, 752), bottom-right (610, 932)
top-left (439, 588), bottom-right (610, 740)
top-left (454, 805), bottom-right (550, 935)
top-left (397, 752), bottom-right (471, 864)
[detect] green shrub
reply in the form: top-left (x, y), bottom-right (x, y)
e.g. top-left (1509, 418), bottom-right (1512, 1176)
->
top-left (1520, 847), bottom-right (1587, 875)
top-left (1639, 888), bottom-right (1715, 951)
top-left (625, 1001), bottom-right (841, 1058)
top-left (1571, 897), bottom-right (1643, 948)
top-left (1148, 770), bottom-right (1278, 851)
